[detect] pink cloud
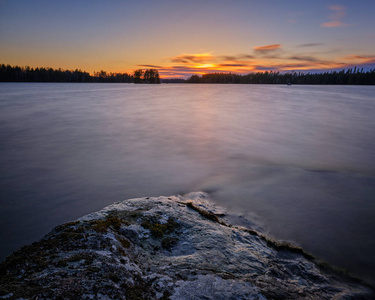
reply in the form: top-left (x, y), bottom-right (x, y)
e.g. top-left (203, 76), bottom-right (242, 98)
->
top-left (321, 21), bottom-right (345, 28)
top-left (170, 53), bottom-right (214, 64)
top-left (253, 44), bottom-right (282, 52)
top-left (321, 5), bottom-right (350, 28)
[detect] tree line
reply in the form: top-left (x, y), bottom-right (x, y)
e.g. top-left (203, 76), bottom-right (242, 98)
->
top-left (0, 64), bottom-right (160, 83)
top-left (186, 68), bottom-right (375, 85)
top-left (1, 64), bottom-right (374, 84)
top-left (133, 69), bottom-right (160, 84)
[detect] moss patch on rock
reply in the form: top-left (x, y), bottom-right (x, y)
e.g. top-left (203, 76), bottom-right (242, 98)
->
top-left (141, 216), bottom-right (180, 239)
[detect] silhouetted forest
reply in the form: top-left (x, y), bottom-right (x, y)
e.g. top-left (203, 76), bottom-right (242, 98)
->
top-left (0, 64), bottom-right (164, 84)
top-left (1, 64), bottom-right (375, 84)
top-left (0, 64), bottom-right (133, 83)
top-left (186, 68), bottom-right (375, 85)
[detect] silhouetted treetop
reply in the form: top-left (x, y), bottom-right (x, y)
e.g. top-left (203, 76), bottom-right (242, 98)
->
top-left (133, 68), bottom-right (160, 84)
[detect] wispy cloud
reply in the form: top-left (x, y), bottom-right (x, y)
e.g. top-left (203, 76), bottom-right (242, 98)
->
top-left (170, 53), bottom-right (214, 64)
top-left (344, 54), bottom-right (375, 65)
top-left (218, 63), bottom-right (249, 67)
top-left (138, 64), bottom-right (162, 69)
top-left (220, 54), bottom-right (254, 61)
top-left (274, 61), bottom-right (347, 70)
top-left (253, 44), bottom-right (282, 54)
top-left (289, 55), bottom-right (320, 62)
top-left (296, 43), bottom-right (324, 48)
top-left (321, 5), bottom-right (350, 28)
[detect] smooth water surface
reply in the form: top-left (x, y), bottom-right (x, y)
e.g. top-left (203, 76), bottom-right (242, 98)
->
top-left (1, 83), bottom-right (375, 284)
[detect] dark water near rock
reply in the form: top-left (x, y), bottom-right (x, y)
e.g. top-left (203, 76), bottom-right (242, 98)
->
top-left (1, 83), bottom-right (375, 284)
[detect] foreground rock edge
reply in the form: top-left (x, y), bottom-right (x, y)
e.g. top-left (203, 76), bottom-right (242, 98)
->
top-left (0, 192), bottom-right (374, 299)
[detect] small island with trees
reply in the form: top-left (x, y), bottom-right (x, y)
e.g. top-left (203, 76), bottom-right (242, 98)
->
top-left (133, 69), bottom-right (160, 84)
top-left (0, 64), bottom-right (374, 85)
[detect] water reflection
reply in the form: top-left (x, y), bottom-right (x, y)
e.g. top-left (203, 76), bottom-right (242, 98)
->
top-left (0, 83), bottom-right (374, 284)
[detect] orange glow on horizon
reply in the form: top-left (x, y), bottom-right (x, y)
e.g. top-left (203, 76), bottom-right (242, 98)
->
top-left (152, 49), bottom-right (374, 78)
top-left (194, 64), bottom-right (217, 69)
top-left (3, 48), bottom-right (373, 79)
top-left (127, 49), bottom-right (375, 79)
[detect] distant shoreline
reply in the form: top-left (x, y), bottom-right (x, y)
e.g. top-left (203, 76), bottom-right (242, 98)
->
top-left (1, 82), bottom-right (375, 86)
top-left (1, 64), bottom-right (374, 85)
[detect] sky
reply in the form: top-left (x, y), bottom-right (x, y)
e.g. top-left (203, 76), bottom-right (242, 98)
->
top-left (1, 0), bottom-right (375, 78)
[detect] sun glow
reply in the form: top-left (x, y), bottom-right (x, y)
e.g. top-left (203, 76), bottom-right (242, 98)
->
top-left (195, 64), bottom-right (216, 69)
top-left (157, 46), bottom-right (375, 78)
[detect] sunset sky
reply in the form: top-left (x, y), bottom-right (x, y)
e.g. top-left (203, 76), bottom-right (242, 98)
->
top-left (1, 0), bottom-right (374, 78)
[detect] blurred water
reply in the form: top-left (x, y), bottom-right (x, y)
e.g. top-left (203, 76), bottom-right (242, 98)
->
top-left (1, 83), bottom-right (375, 284)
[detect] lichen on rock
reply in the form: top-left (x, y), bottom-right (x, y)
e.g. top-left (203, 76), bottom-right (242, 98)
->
top-left (0, 192), bottom-right (374, 299)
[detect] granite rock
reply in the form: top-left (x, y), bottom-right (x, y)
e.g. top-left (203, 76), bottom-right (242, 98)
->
top-left (0, 192), bottom-right (373, 299)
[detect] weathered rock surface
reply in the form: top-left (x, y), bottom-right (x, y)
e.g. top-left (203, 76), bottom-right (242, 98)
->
top-left (0, 192), bottom-right (374, 299)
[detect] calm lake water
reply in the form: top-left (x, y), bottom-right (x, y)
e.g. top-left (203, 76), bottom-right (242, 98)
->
top-left (1, 83), bottom-right (375, 284)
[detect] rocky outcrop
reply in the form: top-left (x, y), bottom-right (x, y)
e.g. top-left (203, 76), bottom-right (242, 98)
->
top-left (0, 192), bottom-right (374, 299)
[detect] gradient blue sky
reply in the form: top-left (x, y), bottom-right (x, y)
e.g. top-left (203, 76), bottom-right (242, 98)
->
top-left (1, 0), bottom-right (374, 77)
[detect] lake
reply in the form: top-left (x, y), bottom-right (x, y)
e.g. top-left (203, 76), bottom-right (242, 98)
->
top-left (1, 83), bottom-right (375, 284)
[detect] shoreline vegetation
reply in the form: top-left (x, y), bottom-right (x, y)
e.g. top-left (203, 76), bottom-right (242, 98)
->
top-left (1, 63), bottom-right (374, 84)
